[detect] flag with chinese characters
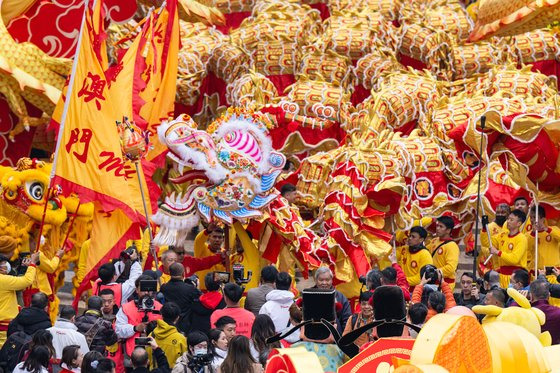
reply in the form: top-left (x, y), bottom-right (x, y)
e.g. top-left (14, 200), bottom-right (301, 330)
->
top-left (133, 0), bottom-right (179, 165)
top-left (51, 0), bottom-right (156, 222)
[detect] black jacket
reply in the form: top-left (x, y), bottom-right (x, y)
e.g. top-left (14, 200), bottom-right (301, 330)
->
top-left (160, 279), bottom-right (201, 333)
top-left (7, 307), bottom-right (51, 336)
top-left (75, 309), bottom-right (118, 353)
top-left (131, 347), bottom-right (170, 373)
top-left (189, 292), bottom-right (226, 335)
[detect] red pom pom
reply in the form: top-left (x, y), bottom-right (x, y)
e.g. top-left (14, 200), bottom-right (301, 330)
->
top-left (335, 302), bottom-right (342, 312)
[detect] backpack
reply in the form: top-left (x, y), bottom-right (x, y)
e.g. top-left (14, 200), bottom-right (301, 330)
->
top-left (0, 331), bottom-right (32, 372)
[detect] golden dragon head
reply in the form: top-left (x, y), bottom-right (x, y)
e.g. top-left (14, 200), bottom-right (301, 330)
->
top-left (0, 158), bottom-right (67, 227)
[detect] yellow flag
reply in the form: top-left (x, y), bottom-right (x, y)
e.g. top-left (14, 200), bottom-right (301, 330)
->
top-left (51, 0), bottom-right (155, 222)
top-left (134, 0), bottom-right (179, 165)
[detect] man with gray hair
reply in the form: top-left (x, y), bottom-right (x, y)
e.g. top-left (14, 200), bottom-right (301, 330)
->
top-left (159, 250), bottom-right (178, 284)
top-left (529, 280), bottom-right (560, 344)
top-left (313, 267), bottom-right (352, 334)
top-left (483, 270), bottom-right (501, 292)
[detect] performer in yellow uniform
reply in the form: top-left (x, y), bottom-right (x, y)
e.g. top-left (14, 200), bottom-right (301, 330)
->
top-left (527, 205), bottom-right (560, 270)
top-left (481, 209), bottom-right (528, 288)
top-left (194, 224), bottom-right (226, 290)
top-left (427, 216), bottom-right (459, 290)
top-left (479, 203), bottom-right (510, 271)
top-left (397, 226), bottom-right (433, 289)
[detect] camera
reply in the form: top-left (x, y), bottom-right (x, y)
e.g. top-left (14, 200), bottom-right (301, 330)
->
top-left (420, 264), bottom-right (439, 285)
top-left (135, 337), bottom-right (151, 347)
top-left (232, 263), bottom-right (252, 285)
top-left (121, 244), bottom-right (138, 260)
top-left (137, 280), bottom-right (158, 312)
top-left (213, 271), bottom-right (230, 284)
top-left (187, 353), bottom-right (213, 371)
top-left (358, 275), bottom-right (367, 286)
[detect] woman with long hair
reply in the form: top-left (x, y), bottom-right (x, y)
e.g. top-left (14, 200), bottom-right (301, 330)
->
top-left (81, 351), bottom-right (104, 373)
top-left (13, 345), bottom-right (50, 373)
top-left (249, 315), bottom-right (279, 366)
top-left (60, 345), bottom-right (83, 373)
top-left (208, 329), bottom-right (228, 371)
top-left (19, 330), bottom-right (56, 371)
top-left (218, 335), bottom-right (262, 373)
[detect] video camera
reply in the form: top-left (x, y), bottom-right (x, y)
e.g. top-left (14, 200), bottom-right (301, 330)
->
top-left (187, 353), bottom-right (213, 371)
top-left (137, 280), bottom-right (158, 313)
top-left (232, 263), bottom-right (252, 285)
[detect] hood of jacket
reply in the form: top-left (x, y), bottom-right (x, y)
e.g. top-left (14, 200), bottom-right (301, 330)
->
top-left (16, 307), bottom-right (51, 328)
top-left (265, 289), bottom-right (295, 304)
top-left (152, 320), bottom-right (179, 339)
top-left (199, 291), bottom-right (223, 310)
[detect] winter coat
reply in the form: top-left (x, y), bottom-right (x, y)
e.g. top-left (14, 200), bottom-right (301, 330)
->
top-left (259, 290), bottom-right (294, 333)
top-left (189, 292), bottom-right (226, 335)
top-left (75, 309), bottom-right (118, 353)
top-left (47, 319), bottom-right (90, 359)
top-left (149, 320), bottom-right (187, 369)
top-left (172, 354), bottom-right (213, 373)
top-left (160, 279), bottom-right (201, 333)
top-left (7, 306), bottom-right (51, 337)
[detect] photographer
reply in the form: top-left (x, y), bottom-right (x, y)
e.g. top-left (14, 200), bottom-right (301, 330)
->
top-left (130, 337), bottom-right (170, 373)
top-left (161, 263), bottom-right (201, 333)
top-left (454, 272), bottom-right (485, 309)
top-left (92, 246), bottom-right (142, 307)
top-left (411, 265), bottom-right (456, 322)
top-left (116, 275), bottom-right (162, 360)
top-left (0, 252), bottom-right (39, 344)
top-left (173, 331), bottom-right (213, 373)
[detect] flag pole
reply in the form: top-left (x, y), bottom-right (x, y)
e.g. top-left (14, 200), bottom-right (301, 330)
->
top-left (534, 182), bottom-right (539, 276)
top-left (472, 115), bottom-right (486, 280)
top-left (133, 161), bottom-right (161, 277)
top-left (35, 0), bottom-right (92, 253)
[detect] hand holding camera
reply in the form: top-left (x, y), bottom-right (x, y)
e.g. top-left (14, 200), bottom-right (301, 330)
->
top-left (471, 283), bottom-right (479, 300)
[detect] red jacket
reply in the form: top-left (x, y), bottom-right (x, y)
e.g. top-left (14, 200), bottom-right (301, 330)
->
top-left (182, 254), bottom-right (222, 277)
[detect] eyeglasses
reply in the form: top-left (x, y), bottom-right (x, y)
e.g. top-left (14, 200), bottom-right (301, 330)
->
top-left (174, 251), bottom-right (185, 255)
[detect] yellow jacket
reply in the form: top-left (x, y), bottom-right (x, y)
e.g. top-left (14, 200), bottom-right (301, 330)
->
top-left (427, 238), bottom-right (459, 290)
top-left (396, 246), bottom-right (433, 287)
top-left (479, 222), bottom-right (503, 269)
top-left (149, 320), bottom-right (187, 368)
top-left (526, 226), bottom-right (560, 269)
top-left (34, 252), bottom-right (60, 295)
top-left (0, 265), bottom-right (36, 321)
top-left (481, 230), bottom-right (528, 270)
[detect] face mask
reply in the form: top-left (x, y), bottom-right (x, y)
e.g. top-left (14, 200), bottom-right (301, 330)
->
top-left (193, 347), bottom-right (207, 356)
top-left (495, 215), bottom-right (507, 226)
